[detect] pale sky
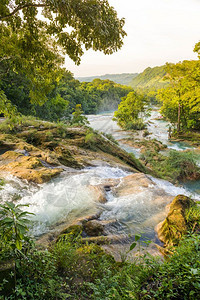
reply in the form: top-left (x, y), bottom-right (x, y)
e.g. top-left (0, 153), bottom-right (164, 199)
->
top-left (64, 0), bottom-right (200, 77)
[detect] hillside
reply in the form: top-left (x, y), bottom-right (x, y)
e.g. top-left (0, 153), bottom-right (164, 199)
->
top-left (76, 73), bottom-right (138, 85)
top-left (129, 65), bottom-right (169, 89)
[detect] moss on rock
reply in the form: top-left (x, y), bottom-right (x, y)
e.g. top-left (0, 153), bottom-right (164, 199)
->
top-left (156, 195), bottom-right (196, 247)
top-left (0, 155), bottom-right (62, 183)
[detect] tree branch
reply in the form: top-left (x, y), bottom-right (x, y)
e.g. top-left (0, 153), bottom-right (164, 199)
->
top-left (0, 56), bottom-right (15, 62)
top-left (0, 3), bottom-right (48, 21)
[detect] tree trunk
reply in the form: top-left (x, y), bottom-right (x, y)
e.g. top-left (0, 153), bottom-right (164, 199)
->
top-left (177, 102), bottom-right (181, 133)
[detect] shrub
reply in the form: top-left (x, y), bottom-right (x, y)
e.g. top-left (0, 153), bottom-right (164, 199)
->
top-left (125, 119), bottom-right (146, 130)
top-left (102, 132), bottom-right (119, 145)
top-left (167, 150), bottom-right (200, 180)
top-left (140, 234), bottom-right (200, 299)
top-left (140, 149), bottom-right (200, 182)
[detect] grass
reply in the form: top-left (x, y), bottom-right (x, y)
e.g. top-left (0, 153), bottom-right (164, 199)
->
top-left (1, 220), bottom-right (200, 300)
top-left (173, 131), bottom-right (200, 146)
top-left (140, 149), bottom-right (200, 182)
top-left (0, 115), bottom-right (57, 134)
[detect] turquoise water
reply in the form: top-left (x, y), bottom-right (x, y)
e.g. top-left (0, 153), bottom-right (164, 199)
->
top-left (182, 180), bottom-right (200, 195)
top-left (88, 110), bottom-right (200, 196)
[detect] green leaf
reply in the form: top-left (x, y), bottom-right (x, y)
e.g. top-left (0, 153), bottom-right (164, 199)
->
top-left (135, 234), bottom-right (141, 242)
top-left (16, 239), bottom-right (22, 250)
top-left (130, 242), bottom-right (137, 251)
top-left (0, 217), bottom-right (14, 224)
top-left (18, 211), bottom-right (35, 218)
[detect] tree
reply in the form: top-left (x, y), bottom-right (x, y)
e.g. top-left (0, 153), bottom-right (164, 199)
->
top-left (0, 0), bottom-right (126, 74)
top-left (0, 0), bottom-right (126, 117)
top-left (158, 60), bottom-right (200, 132)
top-left (114, 91), bottom-right (147, 130)
top-left (71, 104), bottom-right (89, 125)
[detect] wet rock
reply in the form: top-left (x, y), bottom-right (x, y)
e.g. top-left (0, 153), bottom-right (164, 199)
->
top-left (0, 154), bottom-right (62, 183)
top-left (104, 185), bottom-right (111, 191)
top-left (82, 234), bottom-right (127, 245)
top-left (1, 150), bottom-right (23, 160)
top-left (54, 146), bottom-right (83, 168)
top-left (87, 178), bottom-right (120, 204)
top-left (101, 178), bottom-right (120, 187)
top-left (87, 185), bottom-right (107, 203)
top-left (156, 195), bottom-right (196, 247)
top-left (83, 220), bottom-right (104, 236)
top-left (113, 173), bottom-right (154, 196)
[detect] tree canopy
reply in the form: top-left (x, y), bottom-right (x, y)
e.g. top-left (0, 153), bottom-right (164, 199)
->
top-left (0, 0), bottom-right (126, 65)
top-left (158, 60), bottom-right (200, 131)
top-left (0, 0), bottom-right (126, 116)
top-left (114, 91), bottom-right (147, 130)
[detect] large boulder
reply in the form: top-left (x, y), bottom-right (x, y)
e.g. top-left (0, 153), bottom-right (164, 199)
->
top-left (156, 195), bottom-right (196, 247)
top-left (113, 173), bottom-right (155, 196)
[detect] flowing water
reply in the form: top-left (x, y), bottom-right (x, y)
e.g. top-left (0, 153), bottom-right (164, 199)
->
top-left (0, 109), bottom-right (199, 251)
top-left (87, 108), bottom-right (194, 152)
top-left (1, 167), bottom-right (200, 242)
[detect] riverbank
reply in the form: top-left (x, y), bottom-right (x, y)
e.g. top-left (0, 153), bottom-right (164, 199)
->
top-left (1, 115), bottom-right (200, 299)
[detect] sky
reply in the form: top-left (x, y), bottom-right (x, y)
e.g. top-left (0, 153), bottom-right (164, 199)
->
top-left (64, 0), bottom-right (200, 77)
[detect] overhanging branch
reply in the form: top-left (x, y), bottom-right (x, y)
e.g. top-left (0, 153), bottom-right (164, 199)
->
top-left (0, 3), bottom-right (48, 21)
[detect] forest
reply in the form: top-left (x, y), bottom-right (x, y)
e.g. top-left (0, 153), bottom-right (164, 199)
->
top-left (0, 68), bottom-right (132, 121)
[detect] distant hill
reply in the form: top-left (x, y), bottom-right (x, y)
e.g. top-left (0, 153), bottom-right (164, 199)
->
top-left (129, 65), bottom-right (169, 89)
top-left (76, 73), bottom-right (138, 86)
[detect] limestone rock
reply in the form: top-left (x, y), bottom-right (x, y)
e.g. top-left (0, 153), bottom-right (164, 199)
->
top-left (1, 150), bottom-right (23, 160)
top-left (113, 173), bottom-right (154, 196)
top-left (156, 195), bottom-right (195, 247)
top-left (83, 220), bottom-right (104, 236)
top-left (0, 155), bottom-right (62, 183)
top-left (87, 185), bottom-right (107, 203)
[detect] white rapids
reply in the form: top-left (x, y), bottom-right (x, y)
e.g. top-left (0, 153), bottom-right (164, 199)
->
top-left (1, 166), bottom-right (199, 238)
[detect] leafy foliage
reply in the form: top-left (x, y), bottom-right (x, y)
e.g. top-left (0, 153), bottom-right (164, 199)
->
top-left (1, 210), bottom-right (200, 299)
top-left (114, 91), bottom-right (147, 130)
top-left (0, 0), bottom-right (126, 117)
top-left (140, 149), bottom-right (200, 182)
top-left (0, 67), bottom-right (133, 121)
top-left (140, 234), bottom-right (200, 299)
top-left (71, 104), bottom-right (89, 125)
top-left (0, 202), bottom-right (33, 251)
top-left (158, 60), bottom-right (200, 131)
top-left (129, 65), bottom-right (169, 89)
top-left (0, 0), bottom-right (126, 64)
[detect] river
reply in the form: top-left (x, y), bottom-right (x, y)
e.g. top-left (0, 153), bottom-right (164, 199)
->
top-left (0, 109), bottom-right (200, 255)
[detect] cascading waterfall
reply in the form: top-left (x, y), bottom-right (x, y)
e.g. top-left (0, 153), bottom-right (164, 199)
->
top-left (0, 108), bottom-right (199, 246)
top-left (1, 166), bottom-right (199, 239)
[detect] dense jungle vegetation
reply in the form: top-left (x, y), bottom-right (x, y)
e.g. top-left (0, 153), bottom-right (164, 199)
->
top-left (0, 68), bottom-right (132, 121)
top-left (114, 55), bottom-right (200, 133)
top-left (0, 201), bottom-right (200, 299)
top-left (0, 0), bottom-right (126, 119)
top-left (129, 65), bottom-right (168, 89)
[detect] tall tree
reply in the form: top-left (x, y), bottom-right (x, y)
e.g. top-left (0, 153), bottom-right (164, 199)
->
top-left (0, 0), bottom-right (126, 116)
top-left (158, 60), bottom-right (200, 131)
top-left (114, 91), bottom-right (146, 130)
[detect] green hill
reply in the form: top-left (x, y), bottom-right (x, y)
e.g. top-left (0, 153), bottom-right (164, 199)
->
top-left (129, 65), bottom-right (169, 89)
top-left (76, 73), bottom-right (138, 86)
